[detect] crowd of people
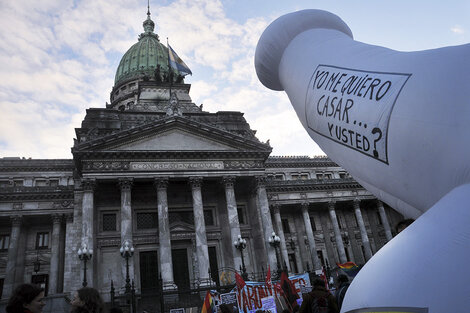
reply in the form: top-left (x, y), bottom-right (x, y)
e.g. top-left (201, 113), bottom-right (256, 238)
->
top-left (5, 283), bottom-right (110, 313)
top-left (4, 275), bottom-right (352, 313)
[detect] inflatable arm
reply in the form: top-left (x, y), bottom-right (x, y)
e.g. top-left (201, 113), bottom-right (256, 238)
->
top-left (255, 9), bottom-right (470, 217)
top-left (255, 9), bottom-right (470, 313)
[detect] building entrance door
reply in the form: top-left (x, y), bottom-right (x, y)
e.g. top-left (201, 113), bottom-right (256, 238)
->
top-left (172, 248), bottom-right (190, 291)
top-left (140, 251), bottom-right (159, 292)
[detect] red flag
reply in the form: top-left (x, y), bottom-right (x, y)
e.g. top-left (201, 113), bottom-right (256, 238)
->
top-left (235, 272), bottom-right (246, 290)
top-left (280, 271), bottom-right (299, 311)
top-left (321, 267), bottom-right (329, 290)
top-left (265, 265), bottom-right (272, 288)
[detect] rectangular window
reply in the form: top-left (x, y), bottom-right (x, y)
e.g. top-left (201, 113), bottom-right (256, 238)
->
top-left (339, 172), bottom-right (348, 179)
top-left (237, 206), bottom-right (245, 225)
top-left (274, 174), bottom-right (284, 181)
top-left (49, 179), bottom-right (59, 187)
top-left (324, 173), bottom-right (333, 179)
top-left (376, 211), bottom-right (383, 225)
top-left (337, 214), bottom-right (344, 229)
top-left (13, 180), bottom-right (23, 187)
top-left (309, 215), bottom-right (317, 231)
top-left (288, 253), bottom-right (298, 273)
top-left (136, 212), bottom-right (158, 229)
top-left (102, 213), bottom-right (117, 231)
top-left (36, 232), bottom-right (49, 249)
top-left (0, 235), bottom-right (10, 251)
top-left (317, 250), bottom-right (326, 268)
top-left (300, 174), bottom-right (309, 180)
top-left (204, 209), bottom-right (215, 226)
top-left (282, 219), bottom-right (290, 233)
top-left (169, 211), bottom-right (193, 225)
top-left (316, 173), bottom-right (323, 179)
top-left (291, 174), bottom-right (299, 180)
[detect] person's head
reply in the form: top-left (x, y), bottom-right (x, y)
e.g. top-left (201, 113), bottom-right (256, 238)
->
top-left (396, 218), bottom-right (415, 234)
top-left (71, 287), bottom-right (104, 313)
top-left (312, 278), bottom-right (326, 288)
top-left (6, 283), bottom-right (45, 313)
top-left (219, 304), bottom-right (233, 313)
top-left (337, 274), bottom-right (349, 285)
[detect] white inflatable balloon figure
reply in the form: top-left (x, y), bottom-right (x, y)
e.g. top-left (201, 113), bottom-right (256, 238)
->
top-left (255, 9), bottom-right (470, 313)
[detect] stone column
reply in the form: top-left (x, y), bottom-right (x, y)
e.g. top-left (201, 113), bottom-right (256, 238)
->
top-left (189, 177), bottom-right (210, 281)
top-left (272, 204), bottom-right (290, 272)
top-left (377, 200), bottom-right (393, 242)
top-left (222, 176), bottom-right (242, 271)
top-left (354, 199), bottom-right (373, 261)
top-left (63, 213), bottom-right (76, 293)
top-left (255, 176), bottom-right (277, 269)
top-left (301, 202), bottom-right (322, 270)
top-left (328, 201), bottom-right (347, 263)
top-left (48, 214), bottom-right (62, 295)
top-left (154, 178), bottom-right (174, 287)
top-left (119, 178), bottom-right (134, 290)
top-left (81, 179), bottom-right (95, 286)
top-left (3, 216), bottom-right (22, 298)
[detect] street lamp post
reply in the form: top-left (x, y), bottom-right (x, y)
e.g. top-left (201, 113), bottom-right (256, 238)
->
top-left (78, 244), bottom-right (93, 287)
top-left (234, 234), bottom-right (248, 280)
top-left (268, 232), bottom-right (281, 275)
top-left (120, 240), bottom-right (135, 295)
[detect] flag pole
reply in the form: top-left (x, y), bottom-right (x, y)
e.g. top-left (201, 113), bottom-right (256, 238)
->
top-left (166, 37), bottom-right (172, 99)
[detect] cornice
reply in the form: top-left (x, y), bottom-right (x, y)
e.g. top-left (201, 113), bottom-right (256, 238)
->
top-left (0, 159), bottom-right (73, 172)
top-left (266, 177), bottom-right (363, 192)
top-left (266, 156), bottom-right (338, 168)
top-left (0, 186), bottom-right (74, 201)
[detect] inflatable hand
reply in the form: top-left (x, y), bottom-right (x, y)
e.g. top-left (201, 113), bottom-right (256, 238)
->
top-left (255, 9), bottom-right (470, 313)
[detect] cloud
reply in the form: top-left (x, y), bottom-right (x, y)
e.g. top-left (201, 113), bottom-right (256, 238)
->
top-left (451, 25), bottom-right (465, 34)
top-left (0, 0), bottom-right (324, 159)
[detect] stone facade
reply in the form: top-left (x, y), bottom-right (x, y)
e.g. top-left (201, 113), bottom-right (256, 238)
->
top-left (0, 154), bottom-right (403, 301)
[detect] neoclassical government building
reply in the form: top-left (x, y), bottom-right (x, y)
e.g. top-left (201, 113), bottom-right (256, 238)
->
top-left (0, 10), bottom-right (403, 305)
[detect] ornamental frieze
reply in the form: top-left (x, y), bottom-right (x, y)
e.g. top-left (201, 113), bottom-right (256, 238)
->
top-left (130, 161), bottom-right (223, 171)
top-left (83, 161), bottom-right (130, 171)
top-left (223, 160), bottom-right (264, 169)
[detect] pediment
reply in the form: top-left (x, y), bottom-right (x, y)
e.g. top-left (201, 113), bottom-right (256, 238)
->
top-left (74, 116), bottom-right (272, 155)
top-left (111, 128), bottom-right (237, 151)
top-left (170, 221), bottom-right (194, 232)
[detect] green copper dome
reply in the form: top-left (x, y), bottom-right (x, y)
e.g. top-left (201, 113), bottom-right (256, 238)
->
top-left (114, 11), bottom-right (180, 86)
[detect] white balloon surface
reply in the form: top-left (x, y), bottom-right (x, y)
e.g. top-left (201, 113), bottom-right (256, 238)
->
top-left (255, 9), bottom-right (470, 313)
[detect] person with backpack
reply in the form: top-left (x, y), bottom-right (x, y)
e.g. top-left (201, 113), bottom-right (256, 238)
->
top-left (299, 278), bottom-right (339, 313)
top-left (334, 274), bottom-right (350, 311)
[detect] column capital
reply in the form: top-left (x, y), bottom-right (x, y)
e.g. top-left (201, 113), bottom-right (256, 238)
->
top-left (271, 203), bottom-right (281, 214)
top-left (10, 215), bottom-right (22, 227)
top-left (301, 201), bottom-right (310, 211)
top-left (118, 178), bottom-right (134, 191)
top-left (189, 176), bottom-right (203, 189)
top-left (154, 177), bottom-right (169, 190)
top-left (353, 198), bottom-right (361, 209)
top-left (51, 214), bottom-right (63, 225)
top-left (376, 199), bottom-right (384, 207)
top-left (255, 175), bottom-right (267, 188)
top-left (222, 176), bottom-right (236, 188)
top-left (81, 178), bottom-right (96, 192)
top-left (328, 200), bottom-right (336, 210)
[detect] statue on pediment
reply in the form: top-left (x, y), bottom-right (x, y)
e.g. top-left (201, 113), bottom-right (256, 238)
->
top-left (166, 92), bottom-right (182, 116)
